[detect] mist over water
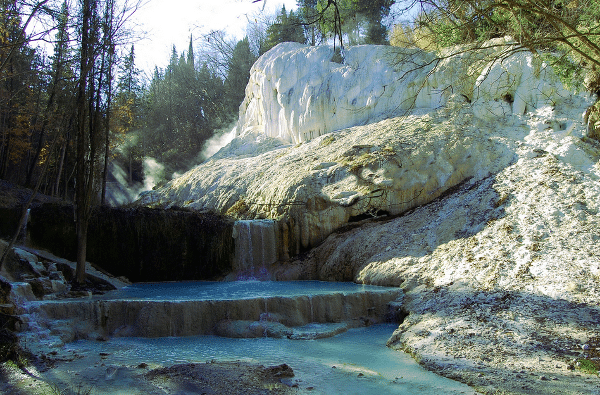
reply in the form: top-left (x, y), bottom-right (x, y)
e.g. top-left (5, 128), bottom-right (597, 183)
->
top-left (142, 157), bottom-right (165, 191)
top-left (102, 118), bottom-right (238, 207)
top-left (103, 161), bottom-right (141, 206)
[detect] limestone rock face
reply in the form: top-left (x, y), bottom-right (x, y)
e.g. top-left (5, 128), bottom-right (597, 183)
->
top-left (142, 110), bottom-right (516, 256)
top-left (138, 42), bottom-right (574, 261)
top-left (306, 102), bottom-right (600, 300)
top-left (235, 41), bottom-right (567, 145)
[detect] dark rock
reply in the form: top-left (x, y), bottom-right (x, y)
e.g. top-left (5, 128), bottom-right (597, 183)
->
top-left (28, 204), bottom-right (235, 282)
top-left (266, 363), bottom-right (294, 378)
top-left (0, 312), bottom-right (20, 332)
top-left (27, 277), bottom-right (51, 298)
top-left (0, 275), bottom-right (11, 305)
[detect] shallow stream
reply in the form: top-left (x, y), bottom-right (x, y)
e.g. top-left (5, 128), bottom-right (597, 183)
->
top-left (21, 281), bottom-right (478, 394)
top-left (53, 324), bottom-right (477, 395)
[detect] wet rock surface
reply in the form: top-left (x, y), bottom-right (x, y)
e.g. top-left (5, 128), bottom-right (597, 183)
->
top-left (0, 358), bottom-right (309, 395)
top-left (26, 205), bottom-right (234, 282)
top-left (25, 287), bottom-right (400, 338)
top-left (145, 362), bottom-right (299, 395)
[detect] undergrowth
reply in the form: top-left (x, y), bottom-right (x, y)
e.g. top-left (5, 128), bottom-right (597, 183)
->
top-left (576, 358), bottom-right (599, 375)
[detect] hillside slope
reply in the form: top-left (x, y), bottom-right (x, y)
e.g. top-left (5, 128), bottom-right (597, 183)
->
top-left (139, 41), bottom-right (577, 257)
top-left (138, 42), bottom-right (600, 393)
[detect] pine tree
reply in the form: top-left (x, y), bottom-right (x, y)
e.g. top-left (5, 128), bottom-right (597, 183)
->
top-left (187, 34), bottom-right (194, 69)
top-left (297, 0), bottom-right (319, 45)
top-left (225, 37), bottom-right (256, 112)
top-left (262, 6), bottom-right (307, 54)
top-left (0, 0), bottom-right (39, 182)
top-left (354, 0), bottom-right (394, 44)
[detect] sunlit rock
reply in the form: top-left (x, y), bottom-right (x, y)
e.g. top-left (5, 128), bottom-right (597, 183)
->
top-left (236, 41), bottom-right (567, 144)
top-left (138, 41), bottom-right (573, 261)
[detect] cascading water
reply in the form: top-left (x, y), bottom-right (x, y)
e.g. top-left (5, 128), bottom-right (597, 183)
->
top-left (11, 258), bottom-right (477, 394)
top-left (232, 219), bottom-right (278, 278)
top-left (25, 281), bottom-right (401, 338)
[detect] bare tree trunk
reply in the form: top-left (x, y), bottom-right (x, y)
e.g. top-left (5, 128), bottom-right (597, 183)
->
top-left (75, 0), bottom-right (93, 285)
top-left (53, 142), bottom-right (66, 197)
top-left (0, 135), bottom-right (59, 270)
top-left (100, 0), bottom-right (115, 206)
top-left (101, 124), bottom-right (110, 205)
top-left (75, 216), bottom-right (88, 284)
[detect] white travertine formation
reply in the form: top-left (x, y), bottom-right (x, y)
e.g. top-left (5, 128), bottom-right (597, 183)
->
top-left (234, 41), bottom-right (568, 145)
top-left (139, 41), bottom-right (579, 262)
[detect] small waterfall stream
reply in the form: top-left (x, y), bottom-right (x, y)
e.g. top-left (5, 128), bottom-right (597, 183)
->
top-left (232, 219), bottom-right (278, 277)
top-left (24, 281), bottom-right (401, 338)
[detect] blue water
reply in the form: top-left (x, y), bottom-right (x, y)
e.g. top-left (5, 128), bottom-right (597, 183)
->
top-left (46, 281), bottom-right (476, 394)
top-left (102, 280), bottom-right (397, 301)
top-left (65, 324), bottom-right (478, 395)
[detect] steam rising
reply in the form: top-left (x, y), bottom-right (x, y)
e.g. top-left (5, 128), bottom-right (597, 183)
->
top-left (142, 157), bottom-right (165, 191)
top-left (105, 121), bottom-right (236, 206)
top-left (104, 156), bottom-right (167, 206)
top-left (198, 126), bottom-right (236, 162)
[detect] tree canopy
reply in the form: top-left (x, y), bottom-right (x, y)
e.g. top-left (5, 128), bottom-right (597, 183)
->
top-left (391, 0), bottom-right (600, 93)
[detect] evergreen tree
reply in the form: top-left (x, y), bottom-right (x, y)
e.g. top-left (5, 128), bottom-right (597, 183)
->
top-left (0, 0), bottom-right (40, 182)
top-left (262, 6), bottom-right (307, 54)
top-left (404, 0), bottom-right (600, 93)
top-left (113, 44), bottom-right (142, 183)
top-left (138, 42), bottom-right (232, 173)
top-left (297, 0), bottom-right (319, 45)
top-left (187, 34), bottom-right (194, 68)
top-left (355, 0), bottom-right (394, 44)
top-left (307, 0), bottom-right (395, 46)
top-left (225, 37), bottom-right (256, 112)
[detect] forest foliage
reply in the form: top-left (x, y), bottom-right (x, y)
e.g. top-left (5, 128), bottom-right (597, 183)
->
top-left (0, 0), bottom-right (398, 202)
top-left (390, 0), bottom-right (600, 94)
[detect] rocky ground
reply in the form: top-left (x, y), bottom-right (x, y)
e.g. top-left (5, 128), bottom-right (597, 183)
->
top-left (0, 357), bottom-right (304, 395)
top-left (292, 105), bottom-right (600, 394)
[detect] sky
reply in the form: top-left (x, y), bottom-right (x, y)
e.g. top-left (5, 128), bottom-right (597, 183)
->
top-left (131, 0), bottom-right (298, 73)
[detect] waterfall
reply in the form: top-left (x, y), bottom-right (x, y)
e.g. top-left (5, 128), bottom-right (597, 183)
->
top-left (27, 283), bottom-right (402, 338)
top-left (232, 219), bottom-right (278, 278)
